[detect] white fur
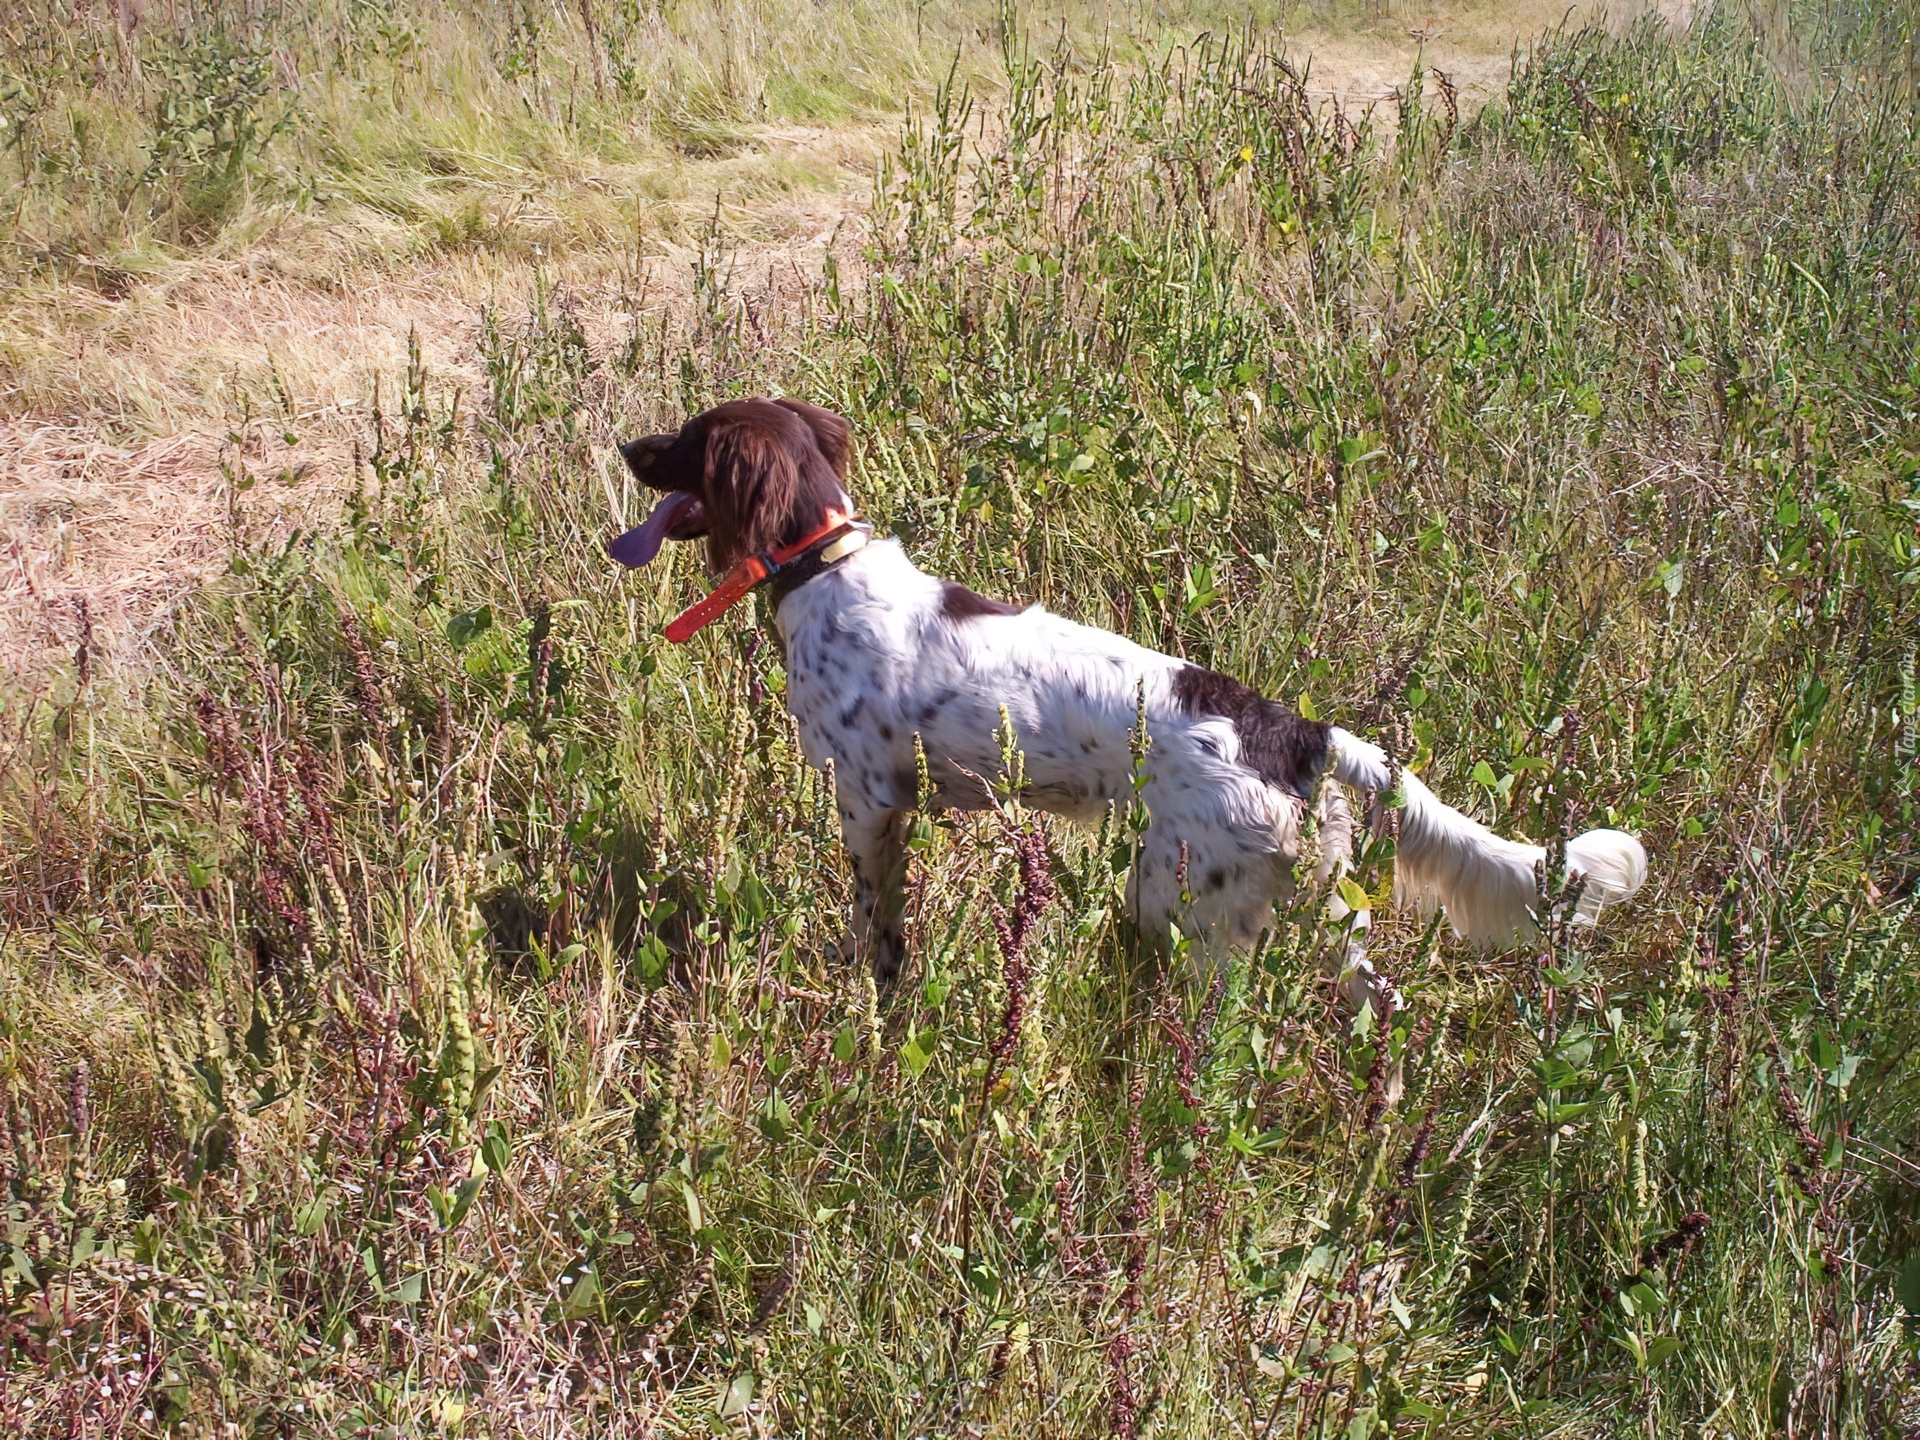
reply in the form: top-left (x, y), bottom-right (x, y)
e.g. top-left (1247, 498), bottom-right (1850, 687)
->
top-left (1328, 729), bottom-right (1648, 946)
top-left (772, 539), bottom-right (1646, 976)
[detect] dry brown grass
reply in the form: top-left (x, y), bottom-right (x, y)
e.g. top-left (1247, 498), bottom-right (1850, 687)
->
top-left (0, 124), bottom-right (879, 679)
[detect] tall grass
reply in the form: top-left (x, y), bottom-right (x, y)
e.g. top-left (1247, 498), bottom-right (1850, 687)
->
top-left (4, 1), bottom-right (1920, 1436)
top-left (0, 0), bottom-right (1307, 277)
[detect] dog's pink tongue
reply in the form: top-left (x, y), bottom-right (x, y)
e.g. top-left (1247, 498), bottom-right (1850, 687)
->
top-left (609, 492), bottom-right (698, 569)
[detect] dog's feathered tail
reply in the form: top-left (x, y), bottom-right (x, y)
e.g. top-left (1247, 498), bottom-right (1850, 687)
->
top-left (1327, 727), bottom-right (1647, 946)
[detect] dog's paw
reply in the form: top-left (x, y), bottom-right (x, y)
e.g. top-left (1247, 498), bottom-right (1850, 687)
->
top-left (837, 927), bottom-right (905, 986)
top-left (869, 929), bottom-right (905, 987)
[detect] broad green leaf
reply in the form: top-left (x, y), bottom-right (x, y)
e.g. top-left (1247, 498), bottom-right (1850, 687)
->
top-left (1899, 1255), bottom-right (1920, 1338)
top-left (559, 1264), bottom-right (601, 1319)
top-left (900, 1029), bottom-right (935, 1078)
top-left (446, 605), bottom-right (493, 649)
top-left (1611, 1331), bottom-right (1647, 1369)
top-left (1534, 1056), bottom-right (1579, 1089)
top-left (718, 1371), bottom-right (757, 1418)
top-left (680, 1179), bottom-right (703, 1233)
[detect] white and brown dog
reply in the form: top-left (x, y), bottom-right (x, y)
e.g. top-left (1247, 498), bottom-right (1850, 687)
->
top-left (611, 398), bottom-right (1647, 988)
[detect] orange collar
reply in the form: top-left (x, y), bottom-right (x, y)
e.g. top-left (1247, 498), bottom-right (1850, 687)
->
top-left (664, 508), bottom-right (862, 643)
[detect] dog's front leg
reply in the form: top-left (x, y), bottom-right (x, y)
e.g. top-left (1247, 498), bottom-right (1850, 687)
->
top-left (840, 804), bottom-right (912, 984)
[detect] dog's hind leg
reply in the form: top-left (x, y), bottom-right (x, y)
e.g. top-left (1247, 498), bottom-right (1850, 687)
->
top-left (1126, 816), bottom-right (1277, 981)
top-left (840, 804), bottom-right (913, 984)
top-left (1307, 783), bottom-right (1402, 1018)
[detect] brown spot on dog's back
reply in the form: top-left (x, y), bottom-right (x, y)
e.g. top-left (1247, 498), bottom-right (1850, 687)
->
top-left (1172, 665), bottom-right (1329, 798)
top-left (940, 581), bottom-right (1024, 622)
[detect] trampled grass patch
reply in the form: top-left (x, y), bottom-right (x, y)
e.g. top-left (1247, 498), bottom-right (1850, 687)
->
top-left (3, 2), bottom-right (1919, 1436)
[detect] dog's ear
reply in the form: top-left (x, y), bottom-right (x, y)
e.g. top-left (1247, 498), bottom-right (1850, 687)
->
top-left (774, 399), bottom-right (851, 480)
top-left (701, 409), bottom-right (803, 569)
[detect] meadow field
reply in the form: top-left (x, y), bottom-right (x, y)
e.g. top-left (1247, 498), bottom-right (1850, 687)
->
top-left (3, 0), bottom-right (1919, 1435)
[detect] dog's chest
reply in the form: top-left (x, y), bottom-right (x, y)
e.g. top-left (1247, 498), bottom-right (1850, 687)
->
top-left (773, 549), bottom-right (937, 795)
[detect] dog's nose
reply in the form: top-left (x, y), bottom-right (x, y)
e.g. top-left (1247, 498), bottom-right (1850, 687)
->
top-left (618, 433), bottom-right (675, 485)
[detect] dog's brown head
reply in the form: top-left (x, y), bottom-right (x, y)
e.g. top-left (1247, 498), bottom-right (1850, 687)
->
top-left (610, 398), bottom-right (851, 575)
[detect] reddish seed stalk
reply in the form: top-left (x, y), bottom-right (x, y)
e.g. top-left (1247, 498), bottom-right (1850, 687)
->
top-left (196, 691), bottom-right (244, 790)
top-left (68, 1061), bottom-right (89, 1160)
top-left (532, 632), bottom-right (554, 727)
top-left (292, 736), bottom-right (339, 869)
top-left (432, 691), bottom-right (454, 807)
top-left (1764, 1031), bottom-right (1828, 1199)
top-left (985, 824), bottom-right (1056, 1090)
top-left (1107, 1063), bottom-right (1152, 1438)
top-left (1638, 1211), bottom-right (1711, 1282)
top-left (72, 596), bottom-right (93, 691)
top-left (1106, 1331), bottom-right (1139, 1440)
top-left (1055, 1167), bottom-right (1080, 1278)
top-left (338, 607), bottom-right (389, 746)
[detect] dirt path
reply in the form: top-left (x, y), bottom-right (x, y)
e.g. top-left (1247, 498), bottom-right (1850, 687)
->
top-left (0, 3), bottom-right (1688, 687)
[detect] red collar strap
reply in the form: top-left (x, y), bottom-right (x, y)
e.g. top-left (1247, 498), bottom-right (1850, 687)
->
top-left (664, 508), bottom-right (866, 643)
